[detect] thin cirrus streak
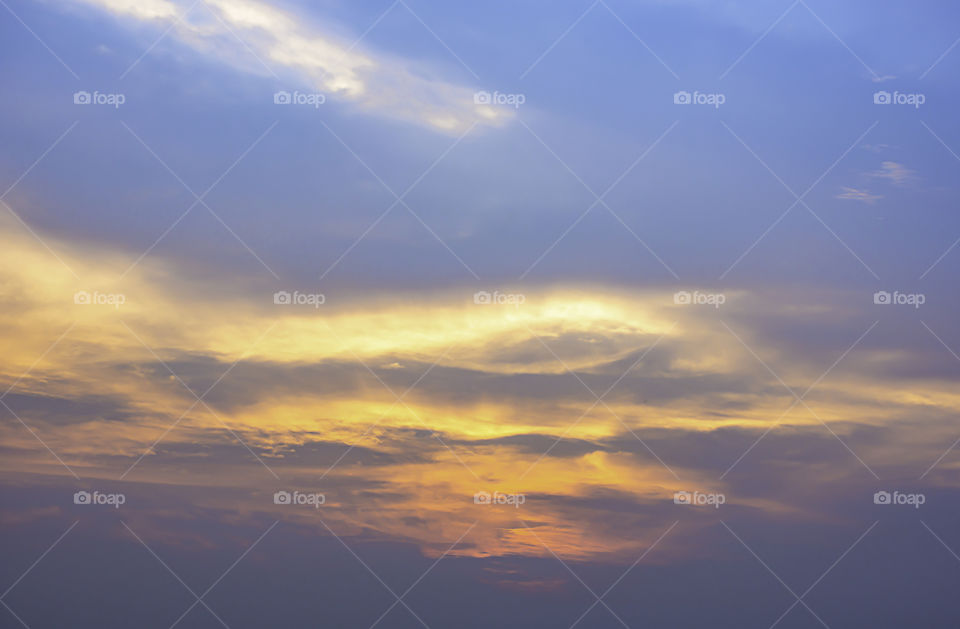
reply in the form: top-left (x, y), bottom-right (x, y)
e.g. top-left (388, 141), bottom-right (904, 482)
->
top-left (67, 0), bottom-right (514, 133)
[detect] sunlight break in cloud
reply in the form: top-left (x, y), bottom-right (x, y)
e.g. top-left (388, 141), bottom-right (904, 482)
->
top-left (71, 0), bottom-right (513, 133)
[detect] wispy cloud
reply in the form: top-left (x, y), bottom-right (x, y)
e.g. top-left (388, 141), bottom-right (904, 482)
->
top-left (869, 161), bottom-right (916, 186)
top-left (72, 0), bottom-right (513, 133)
top-left (835, 186), bottom-right (881, 203)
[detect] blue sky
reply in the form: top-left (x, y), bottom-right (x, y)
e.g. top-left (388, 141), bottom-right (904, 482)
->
top-left (3, 0), bottom-right (960, 292)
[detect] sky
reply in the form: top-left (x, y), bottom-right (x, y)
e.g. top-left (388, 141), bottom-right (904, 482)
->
top-left (1, 0), bottom-right (960, 627)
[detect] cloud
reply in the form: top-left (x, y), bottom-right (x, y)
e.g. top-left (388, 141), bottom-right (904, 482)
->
top-left (70, 0), bottom-right (513, 133)
top-left (869, 161), bottom-right (916, 186)
top-left (835, 186), bottom-right (882, 203)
